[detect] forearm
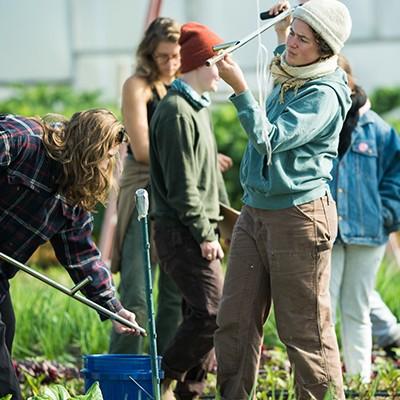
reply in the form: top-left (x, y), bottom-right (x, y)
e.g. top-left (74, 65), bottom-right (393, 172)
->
top-left (276, 27), bottom-right (290, 45)
top-left (230, 90), bottom-right (274, 155)
top-left (51, 217), bottom-right (121, 312)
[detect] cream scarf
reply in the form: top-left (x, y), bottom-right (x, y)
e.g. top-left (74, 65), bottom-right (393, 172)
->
top-left (270, 50), bottom-right (338, 103)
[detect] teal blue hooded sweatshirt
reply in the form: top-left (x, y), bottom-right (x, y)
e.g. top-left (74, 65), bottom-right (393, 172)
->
top-left (231, 67), bottom-right (351, 209)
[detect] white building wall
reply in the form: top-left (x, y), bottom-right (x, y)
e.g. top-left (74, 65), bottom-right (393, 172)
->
top-left (1, 0), bottom-right (400, 103)
top-left (0, 0), bottom-right (71, 82)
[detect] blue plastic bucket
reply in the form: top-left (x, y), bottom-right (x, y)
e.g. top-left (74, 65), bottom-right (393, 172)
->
top-left (81, 354), bottom-right (163, 400)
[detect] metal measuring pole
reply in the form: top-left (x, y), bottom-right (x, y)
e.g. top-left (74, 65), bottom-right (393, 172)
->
top-left (136, 188), bottom-right (161, 400)
top-left (0, 252), bottom-right (146, 334)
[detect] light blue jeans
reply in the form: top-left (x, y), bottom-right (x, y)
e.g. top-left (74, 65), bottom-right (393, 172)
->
top-left (330, 243), bottom-right (386, 382)
top-left (371, 290), bottom-right (400, 348)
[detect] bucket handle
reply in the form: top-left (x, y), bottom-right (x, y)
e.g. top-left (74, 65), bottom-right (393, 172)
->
top-left (129, 376), bottom-right (154, 399)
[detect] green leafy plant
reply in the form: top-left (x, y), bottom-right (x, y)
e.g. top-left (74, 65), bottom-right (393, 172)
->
top-left (370, 86), bottom-right (400, 115)
top-left (27, 382), bottom-right (102, 400)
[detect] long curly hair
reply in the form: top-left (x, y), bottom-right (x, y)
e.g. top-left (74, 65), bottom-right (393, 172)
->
top-left (135, 17), bottom-right (180, 84)
top-left (40, 109), bottom-right (125, 211)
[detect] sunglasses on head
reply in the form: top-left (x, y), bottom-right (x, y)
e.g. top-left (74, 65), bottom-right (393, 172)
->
top-left (116, 128), bottom-right (129, 144)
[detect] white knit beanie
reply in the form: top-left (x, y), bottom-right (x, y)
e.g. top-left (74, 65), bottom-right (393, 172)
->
top-left (293, 0), bottom-right (352, 55)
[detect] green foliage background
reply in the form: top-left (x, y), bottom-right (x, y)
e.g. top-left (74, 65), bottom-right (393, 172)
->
top-left (0, 84), bottom-right (247, 209)
top-left (212, 103), bottom-right (247, 209)
top-left (0, 84), bottom-right (118, 118)
top-left (370, 86), bottom-right (400, 132)
top-left (2, 82), bottom-right (400, 211)
top-left (0, 84), bottom-right (118, 238)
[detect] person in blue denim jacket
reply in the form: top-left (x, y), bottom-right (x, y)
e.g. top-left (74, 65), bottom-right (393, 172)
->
top-left (329, 55), bottom-right (400, 382)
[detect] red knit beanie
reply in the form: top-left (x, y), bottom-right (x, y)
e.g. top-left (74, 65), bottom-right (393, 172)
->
top-left (179, 22), bottom-right (223, 73)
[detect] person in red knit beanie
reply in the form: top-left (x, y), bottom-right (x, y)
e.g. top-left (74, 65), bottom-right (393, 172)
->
top-left (149, 21), bottom-right (229, 400)
top-left (179, 22), bottom-right (222, 73)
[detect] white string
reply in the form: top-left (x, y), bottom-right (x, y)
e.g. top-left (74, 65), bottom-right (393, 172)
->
top-left (255, 0), bottom-right (273, 164)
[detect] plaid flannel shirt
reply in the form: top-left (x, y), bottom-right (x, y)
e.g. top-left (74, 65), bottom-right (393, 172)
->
top-left (0, 114), bottom-right (122, 315)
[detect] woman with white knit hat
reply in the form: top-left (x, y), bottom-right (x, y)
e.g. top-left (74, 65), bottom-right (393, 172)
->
top-left (214, 1), bottom-right (352, 399)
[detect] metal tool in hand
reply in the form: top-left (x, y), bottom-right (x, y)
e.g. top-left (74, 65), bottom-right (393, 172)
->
top-left (136, 188), bottom-right (161, 400)
top-left (0, 252), bottom-right (146, 335)
top-left (206, 8), bottom-right (293, 66)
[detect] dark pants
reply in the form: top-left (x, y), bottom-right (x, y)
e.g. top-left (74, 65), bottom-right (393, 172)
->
top-left (0, 292), bottom-right (22, 400)
top-left (154, 224), bottom-right (224, 399)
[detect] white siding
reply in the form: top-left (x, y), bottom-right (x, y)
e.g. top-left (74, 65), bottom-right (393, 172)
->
top-left (0, 0), bottom-right (71, 82)
top-left (1, 0), bottom-right (400, 100)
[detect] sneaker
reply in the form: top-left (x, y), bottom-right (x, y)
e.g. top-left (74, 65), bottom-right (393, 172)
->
top-left (383, 339), bottom-right (400, 361)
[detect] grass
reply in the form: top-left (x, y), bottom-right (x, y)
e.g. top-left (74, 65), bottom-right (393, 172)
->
top-left (11, 266), bottom-right (112, 362)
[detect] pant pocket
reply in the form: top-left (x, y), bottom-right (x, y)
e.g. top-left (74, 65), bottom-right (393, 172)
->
top-left (271, 251), bottom-right (319, 347)
top-left (316, 197), bottom-right (337, 251)
top-left (154, 228), bottom-right (180, 266)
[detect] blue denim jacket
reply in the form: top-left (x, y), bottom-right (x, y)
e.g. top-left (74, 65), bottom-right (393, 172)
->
top-left (329, 110), bottom-right (400, 245)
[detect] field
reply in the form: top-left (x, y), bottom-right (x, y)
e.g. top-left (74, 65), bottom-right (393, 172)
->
top-left (7, 252), bottom-right (400, 399)
top-left (1, 80), bottom-right (400, 400)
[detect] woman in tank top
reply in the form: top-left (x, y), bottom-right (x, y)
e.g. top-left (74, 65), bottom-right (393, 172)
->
top-left (109, 17), bottom-right (182, 356)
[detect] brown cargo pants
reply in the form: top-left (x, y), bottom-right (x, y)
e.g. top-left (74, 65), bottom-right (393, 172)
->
top-left (215, 194), bottom-right (344, 400)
